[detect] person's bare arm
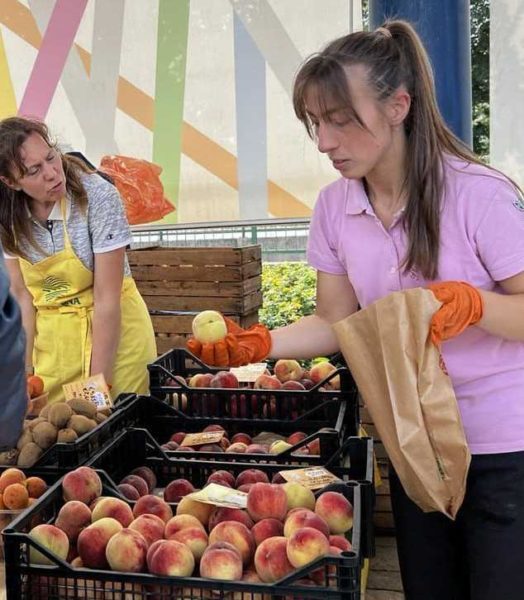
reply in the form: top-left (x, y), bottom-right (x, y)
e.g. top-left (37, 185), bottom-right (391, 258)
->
top-left (270, 271), bottom-right (359, 359)
top-left (477, 271), bottom-right (524, 341)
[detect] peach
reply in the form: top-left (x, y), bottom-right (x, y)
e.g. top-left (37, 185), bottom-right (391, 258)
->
top-left (245, 444), bottom-right (269, 454)
top-left (117, 483), bottom-right (140, 501)
top-left (309, 362), bottom-right (338, 387)
top-left (308, 439), bottom-right (321, 455)
top-left (281, 380), bottom-right (306, 390)
top-left (247, 483), bottom-right (288, 522)
top-left (329, 534), bottom-right (352, 552)
top-left (197, 443), bottom-right (224, 453)
top-left (254, 536), bottom-right (295, 583)
top-left (299, 378), bottom-right (315, 390)
top-left (208, 520), bottom-right (255, 566)
top-left (55, 500), bottom-right (92, 543)
top-left (208, 507), bottom-right (254, 531)
top-left (148, 539), bottom-right (195, 577)
top-left (105, 528), bottom-right (148, 572)
top-left (130, 466), bottom-right (157, 492)
top-left (234, 570), bottom-right (270, 600)
top-left (170, 431), bottom-right (187, 445)
top-left (91, 497), bottom-right (134, 527)
top-left (0, 468), bottom-right (26, 493)
top-left (274, 359), bottom-right (304, 383)
top-left (235, 469), bottom-right (269, 488)
top-left (62, 467), bottom-right (102, 505)
top-left (132, 494), bottom-right (173, 523)
top-left (210, 371), bottom-right (239, 388)
top-left (188, 373), bottom-right (214, 388)
top-left (269, 440), bottom-right (292, 454)
top-left (253, 374), bottom-right (282, 390)
top-left (164, 514), bottom-right (206, 538)
top-left (282, 482), bottom-right (316, 511)
top-left (77, 517), bottom-right (123, 569)
top-left (225, 442), bottom-right (248, 454)
top-left (176, 496), bottom-right (213, 526)
top-left (199, 542), bottom-right (243, 581)
top-left (230, 433), bottom-right (252, 446)
top-left (25, 476), bottom-right (47, 499)
top-left (315, 491), bottom-right (353, 534)
top-left (192, 310), bottom-right (227, 344)
top-left (286, 432), bottom-right (307, 446)
top-left (237, 483), bottom-right (254, 493)
top-left (203, 424), bottom-right (226, 433)
top-left (251, 518), bottom-right (284, 546)
top-left (3, 483), bottom-right (29, 509)
top-left (171, 526), bottom-right (209, 561)
top-left (284, 508), bottom-right (329, 538)
top-left (164, 478), bottom-right (195, 502)
top-left (120, 475), bottom-right (148, 497)
top-left (207, 470), bottom-right (236, 488)
top-left (128, 514), bottom-right (165, 548)
top-left (29, 524), bottom-right (69, 565)
top-left (271, 472), bottom-right (287, 484)
top-left (286, 526), bottom-right (330, 568)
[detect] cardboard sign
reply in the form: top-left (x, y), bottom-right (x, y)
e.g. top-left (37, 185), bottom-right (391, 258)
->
top-left (279, 467), bottom-right (341, 490)
top-left (186, 484), bottom-right (248, 509)
top-left (181, 431), bottom-right (224, 447)
top-left (229, 363), bottom-right (268, 383)
top-left (62, 373), bottom-right (112, 409)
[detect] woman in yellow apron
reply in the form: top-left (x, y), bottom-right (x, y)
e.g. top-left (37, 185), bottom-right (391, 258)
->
top-left (0, 116), bottom-right (156, 403)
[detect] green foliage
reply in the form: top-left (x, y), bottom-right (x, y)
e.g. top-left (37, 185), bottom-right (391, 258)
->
top-left (471, 0), bottom-right (489, 158)
top-left (259, 262), bottom-right (316, 329)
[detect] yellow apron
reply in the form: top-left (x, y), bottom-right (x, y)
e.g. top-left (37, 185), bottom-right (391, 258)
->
top-left (19, 199), bottom-right (156, 403)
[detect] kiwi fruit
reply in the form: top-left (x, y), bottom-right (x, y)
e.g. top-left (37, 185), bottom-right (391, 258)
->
top-left (39, 404), bottom-right (51, 420)
top-left (16, 429), bottom-right (34, 451)
top-left (67, 415), bottom-right (97, 436)
top-left (48, 403), bottom-right (74, 429)
top-left (32, 421), bottom-right (58, 450)
top-left (94, 412), bottom-right (108, 424)
top-left (27, 417), bottom-right (47, 431)
top-left (57, 428), bottom-right (79, 443)
top-left (66, 398), bottom-right (97, 419)
top-left (17, 443), bottom-right (43, 467)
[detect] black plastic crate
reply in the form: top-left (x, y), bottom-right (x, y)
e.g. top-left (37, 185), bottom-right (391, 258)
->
top-left (86, 427), bottom-right (375, 558)
top-left (4, 469), bottom-right (362, 599)
top-left (147, 348), bottom-right (360, 436)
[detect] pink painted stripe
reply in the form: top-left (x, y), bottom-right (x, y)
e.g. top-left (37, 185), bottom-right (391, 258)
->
top-left (18, 0), bottom-right (88, 119)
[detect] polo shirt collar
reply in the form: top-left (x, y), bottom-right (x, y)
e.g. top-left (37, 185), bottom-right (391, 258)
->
top-left (344, 178), bottom-right (375, 215)
top-left (26, 197), bottom-right (69, 221)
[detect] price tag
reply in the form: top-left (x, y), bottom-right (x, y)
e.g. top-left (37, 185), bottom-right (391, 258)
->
top-left (187, 484), bottom-right (248, 509)
top-left (181, 430), bottom-right (224, 447)
top-left (279, 467), bottom-right (341, 490)
top-left (62, 373), bottom-right (112, 409)
top-left (229, 363), bottom-right (268, 383)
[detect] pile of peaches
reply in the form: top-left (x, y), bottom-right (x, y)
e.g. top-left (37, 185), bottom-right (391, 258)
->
top-left (27, 465), bottom-right (354, 589)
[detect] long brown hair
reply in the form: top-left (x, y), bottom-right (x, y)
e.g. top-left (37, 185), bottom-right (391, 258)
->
top-left (293, 20), bottom-right (496, 279)
top-left (0, 116), bottom-right (93, 259)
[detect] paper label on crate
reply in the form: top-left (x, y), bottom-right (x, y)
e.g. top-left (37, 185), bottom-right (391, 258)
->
top-left (187, 484), bottom-right (248, 509)
top-left (279, 467), bottom-right (341, 489)
top-left (229, 363), bottom-right (268, 383)
top-left (180, 431), bottom-right (225, 447)
top-left (62, 373), bottom-right (112, 409)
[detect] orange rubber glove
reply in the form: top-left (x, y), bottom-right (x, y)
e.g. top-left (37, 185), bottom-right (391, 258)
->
top-left (428, 281), bottom-right (483, 347)
top-left (186, 317), bottom-right (272, 367)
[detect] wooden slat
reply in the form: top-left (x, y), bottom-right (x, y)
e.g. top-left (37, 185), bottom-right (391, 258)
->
top-left (128, 246), bottom-right (261, 266)
top-left (135, 277), bottom-right (261, 297)
top-left (141, 291), bottom-right (263, 314)
top-left (131, 262), bottom-right (261, 283)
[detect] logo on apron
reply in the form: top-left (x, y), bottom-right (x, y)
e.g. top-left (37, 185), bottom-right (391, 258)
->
top-left (43, 275), bottom-right (71, 302)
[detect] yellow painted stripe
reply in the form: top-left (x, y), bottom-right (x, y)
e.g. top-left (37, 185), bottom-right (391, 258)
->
top-left (0, 27), bottom-right (17, 118)
top-left (0, 0), bottom-right (311, 217)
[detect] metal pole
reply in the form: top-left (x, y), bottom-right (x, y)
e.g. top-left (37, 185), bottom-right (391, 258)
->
top-left (369, 0), bottom-right (472, 146)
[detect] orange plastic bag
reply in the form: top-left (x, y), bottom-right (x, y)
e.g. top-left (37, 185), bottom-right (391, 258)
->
top-left (99, 155), bottom-right (175, 225)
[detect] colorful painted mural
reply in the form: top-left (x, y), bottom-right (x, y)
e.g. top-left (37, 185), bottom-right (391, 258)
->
top-left (0, 0), bottom-right (362, 224)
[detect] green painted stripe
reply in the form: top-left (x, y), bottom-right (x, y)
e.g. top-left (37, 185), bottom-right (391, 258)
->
top-left (153, 0), bottom-right (190, 224)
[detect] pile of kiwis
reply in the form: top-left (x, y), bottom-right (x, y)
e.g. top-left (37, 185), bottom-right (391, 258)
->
top-left (3, 399), bottom-right (111, 468)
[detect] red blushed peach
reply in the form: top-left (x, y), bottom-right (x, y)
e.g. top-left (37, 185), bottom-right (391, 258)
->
top-left (203, 424), bottom-right (226, 433)
top-left (208, 521), bottom-right (255, 566)
top-left (329, 534), bottom-right (352, 552)
top-left (171, 526), bottom-right (209, 561)
top-left (62, 466), bottom-right (102, 505)
top-left (282, 482), bottom-right (316, 511)
top-left (120, 475), bottom-right (149, 497)
top-left (176, 496), bottom-right (213, 527)
top-left (199, 543), bottom-right (243, 581)
top-left (163, 478), bottom-right (195, 502)
top-left (77, 517), bottom-right (123, 569)
top-left (271, 473), bottom-right (287, 484)
top-left (314, 491), bottom-right (353, 534)
top-left (188, 373), bottom-right (214, 388)
top-left (247, 483), bottom-right (288, 523)
top-left (230, 433), bottom-right (252, 446)
top-left (253, 374), bottom-right (282, 390)
top-left (170, 431), bottom-right (186, 444)
top-left (117, 483), bottom-right (140, 501)
top-left (307, 439), bottom-right (320, 455)
top-left (197, 443), bottom-right (224, 453)
top-left (251, 518), bottom-right (284, 546)
top-left (54, 500), bottom-right (92, 543)
top-left (105, 528), bottom-right (148, 573)
top-left (274, 359), bottom-right (304, 383)
top-left (207, 470), bottom-right (236, 488)
top-left (129, 514), bottom-right (165, 548)
top-left (254, 536), bottom-right (295, 583)
top-left (91, 497), bottom-right (134, 528)
top-left (235, 469), bottom-right (269, 488)
top-left (309, 362), bottom-right (337, 385)
top-left (208, 507), bottom-right (254, 531)
top-left (133, 495), bottom-right (173, 523)
top-left (165, 514), bottom-right (206, 538)
top-left (286, 526), bottom-right (330, 568)
top-left (281, 380), bottom-right (306, 391)
top-left (29, 524), bottom-right (69, 565)
top-left (286, 432), bottom-right (307, 446)
top-left (130, 466), bottom-right (157, 492)
top-left (283, 509), bottom-right (329, 539)
top-left (245, 444), bottom-right (269, 454)
top-left (148, 540), bottom-right (195, 577)
top-left (237, 483), bottom-right (254, 493)
top-left (225, 442), bottom-right (248, 454)
top-left (210, 371), bottom-right (239, 388)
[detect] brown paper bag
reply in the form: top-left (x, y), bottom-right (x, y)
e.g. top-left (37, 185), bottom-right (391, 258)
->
top-left (333, 288), bottom-right (471, 519)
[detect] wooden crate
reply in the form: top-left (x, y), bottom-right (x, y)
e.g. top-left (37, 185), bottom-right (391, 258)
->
top-left (128, 246), bottom-right (263, 355)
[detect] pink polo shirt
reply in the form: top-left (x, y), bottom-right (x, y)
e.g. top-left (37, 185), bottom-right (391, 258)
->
top-left (307, 156), bottom-right (524, 454)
